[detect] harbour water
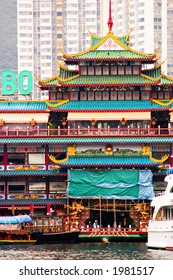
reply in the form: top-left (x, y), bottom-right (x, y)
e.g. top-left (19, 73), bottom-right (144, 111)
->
top-left (0, 243), bottom-right (173, 260)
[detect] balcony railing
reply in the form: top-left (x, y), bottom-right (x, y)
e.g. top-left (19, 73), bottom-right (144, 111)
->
top-left (0, 125), bottom-right (172, 138)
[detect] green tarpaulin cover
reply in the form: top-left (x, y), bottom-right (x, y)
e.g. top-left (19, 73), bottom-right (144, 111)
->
top-left (67, 169), bottom-right (154, 200)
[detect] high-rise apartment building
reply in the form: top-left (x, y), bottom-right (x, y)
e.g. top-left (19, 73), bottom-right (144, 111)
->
top-left (102, 0), bottom-right (173, 75)
top-left (17, 0), bottom-right (101, 99)
top-left (17, 0), bottom-right (58, 99)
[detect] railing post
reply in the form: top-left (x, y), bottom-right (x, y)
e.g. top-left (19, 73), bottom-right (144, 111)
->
top-left (27, 126), bottom-right (29, 136)
top-left (108, 125), bottom-right (110, 135)
top-left (88, 126), bottom-right (90, 135)
top-left (168, 123), bottom-right (171, 135)
top-left (158, 125), bottom-right (160, 135)
top-left (6, 126), bottom-right (8, 136)
top-left (68, 125), bottom-right (70, 135)
top-left (137, 125), bottom-right (140, 135)
top-left (128, 125), bottom-right (130, 135)
top-left (78, 125), bottom-right (80, 135)
top-left (47, 126), bottom-right (50, 136)
top-left (148, 125), bottom-right (150, 135)
top-left (37, 126), bottom-right (39, 136)
top-left (16, 126), bottom-right (19, 136)
top-left (118, 125), bottom-right (120, 135)
top-left (58, 126), bottom-right (60, 135)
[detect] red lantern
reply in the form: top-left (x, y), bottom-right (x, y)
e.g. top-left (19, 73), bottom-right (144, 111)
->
top-left (0, 119), bottom-right (5, 126)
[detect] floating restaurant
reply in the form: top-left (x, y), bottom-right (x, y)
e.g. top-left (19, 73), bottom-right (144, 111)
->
top-left (0, 1), bottom-right (173, 230)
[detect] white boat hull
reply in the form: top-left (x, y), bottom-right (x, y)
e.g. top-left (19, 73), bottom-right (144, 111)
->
top-left (147, 220), bottom-right (173, 250)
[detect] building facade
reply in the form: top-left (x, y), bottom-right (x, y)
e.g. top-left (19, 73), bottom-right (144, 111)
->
top-left (1, 5), bottom-right (173, 229)
top-left (17, 0), bottom-right (101, 99)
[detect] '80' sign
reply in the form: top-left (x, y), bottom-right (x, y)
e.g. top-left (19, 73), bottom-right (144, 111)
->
top-left (2, 70), bottom-right (33, 95)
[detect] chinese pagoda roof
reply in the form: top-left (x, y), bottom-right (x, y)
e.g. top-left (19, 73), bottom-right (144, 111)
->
top-left (0, 137), bottom-right (172, 145)
top-left (0, 199), bottom-right (66, 205)
top-left (0, 99), bottom-right (172, 112)
top-left (39, 73), bottom-right (163, 88)
top-left (0, 100), bottom-right (48, 112)
top-left (57, 155), bottom-right (161, 167)
top-left (61, 33), bottom-right (156, 62)
top-left (51, 100), bottom-right (168, 112)
top-left (0, 170), bottom-right (64, 176)
top-left (90, 31), bottom-right (130, 47)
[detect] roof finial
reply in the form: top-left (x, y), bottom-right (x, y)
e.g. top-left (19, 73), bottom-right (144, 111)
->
top-left (107, 0), bottom-right (113, 33)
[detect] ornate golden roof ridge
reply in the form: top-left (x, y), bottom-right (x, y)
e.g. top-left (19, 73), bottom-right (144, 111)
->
top-left (60, 33), bottom-right (156, 58)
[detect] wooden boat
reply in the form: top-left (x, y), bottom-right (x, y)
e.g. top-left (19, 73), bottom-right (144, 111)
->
top-left (28, 215), bottom-right (80, 244)
top-left (0, 215), bottom-right (36, 244)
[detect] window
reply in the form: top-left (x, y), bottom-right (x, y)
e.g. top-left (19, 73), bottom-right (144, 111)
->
top-left (88, 66), bottom-right (94, 75)
top-left (0, 185), bottom-right (4, 194)
top-left (95, 66), bottom-right (102, 75)
top-left (7, 154), bottom-right (25, 165)
top-left (49, 182), bottom-right (66, 194)
top-left (80, 66), bottom-right (87, 75)
top-left (8, 183), bottom-right (25, 194)
top-left (29, 182), bottom-right (46, 194)
top-left (28, 153), bottom-right (45, 164)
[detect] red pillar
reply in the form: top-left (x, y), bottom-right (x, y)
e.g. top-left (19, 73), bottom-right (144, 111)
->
top-left (30, 204), bottom-right (34, 215)
top-left (47, 203), bottom-right (51, 215)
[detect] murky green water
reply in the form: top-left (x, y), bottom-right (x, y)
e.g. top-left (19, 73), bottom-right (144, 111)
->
top-left (0, 243), bottom-right (173, 260)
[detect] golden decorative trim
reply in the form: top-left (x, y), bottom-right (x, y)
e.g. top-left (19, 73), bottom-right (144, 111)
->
top-left (151, 99), bottom-right (173, 107)
top-left (57, 74), bottom-right (79, 83)
top-left (49, 155), bottom-right (68, 163)
top-left (44, 99), bottom-right (69, 108)
top-left (141, 73), bottom-right (163, 81)
top-left (60, 33), bottom-right (155, 58)
top-left (149, 154), bottom-right (169, 163)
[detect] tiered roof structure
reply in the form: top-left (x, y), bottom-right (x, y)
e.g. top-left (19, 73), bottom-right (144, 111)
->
top-left (0, 1), bottom-right (173, 224)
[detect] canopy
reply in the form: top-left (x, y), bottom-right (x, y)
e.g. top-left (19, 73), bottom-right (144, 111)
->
top-left (67, 169), bottom-right (154, 200)
top-left (0, 215), bottom-right (32, 224)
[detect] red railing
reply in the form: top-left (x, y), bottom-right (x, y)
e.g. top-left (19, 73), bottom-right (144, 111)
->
top-left (0, 126), bottom-right (172, 137)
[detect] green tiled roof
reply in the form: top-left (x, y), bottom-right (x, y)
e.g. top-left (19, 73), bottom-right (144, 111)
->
top-left (63, 50), bottom-right (154, 61)
top-left (58, 156), bottom-right (160, 166)
top-left (0, 170), bottom-right (63, 176)
top-left (59, 75), bottom-right (159, 86)
top-left (0, 198), bottom-right (66, 205)
top-left (0, 101), bottom-right (48, 111)
top-left (161, 76), bottom-right (173, 85)
top-left (143, 67), bottom-right (161, 78)
top-left (59, 67), bottom-right (78, 80)
top-left (54, 100), bottom-right (167, 111)
top-left (0, 137), bottom-right (172, 144)
top-left (90, 34), bottom-right (129, 47)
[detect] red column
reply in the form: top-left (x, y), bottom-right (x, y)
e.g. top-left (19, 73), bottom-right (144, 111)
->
top-left (30, 204), bottom-right (34, 215)
top-left (3, 144), bottom-right (7, 170)
top-left (46, 203), bottom-right (51, 215)
top-left (45, 144), bottom-right (49, 170)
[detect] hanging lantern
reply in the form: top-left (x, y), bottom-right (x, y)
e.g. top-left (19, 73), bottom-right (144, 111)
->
top-left (30, 118), bottom-right (36, 126)
top-left (0, 119), bottom-right (5, 126)
top-left (90, 119), bottom-right (97, 126)
top-left (61, 118), bottom-right (67, 126)
top-left (120, 118), bottom-right (127, 126)
top-left (151, 117), bottom-right (157, 126)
